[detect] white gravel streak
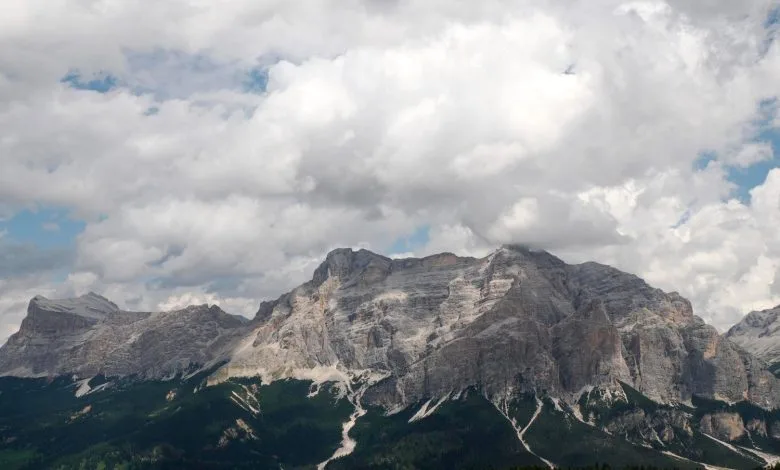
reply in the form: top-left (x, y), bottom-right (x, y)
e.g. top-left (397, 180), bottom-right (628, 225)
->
top-left (494, 396), bottom-right (554, 468)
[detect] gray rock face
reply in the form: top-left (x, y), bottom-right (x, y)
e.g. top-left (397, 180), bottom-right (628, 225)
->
top-left (601, 406), bottom-right (694, 445)
top-left (0, 293), bottom-right (248, 378)
top-left (699, 412), bottom-right (746, 441)
top-left (551, 299), bottom-right (631, 393)
top-left (726, 306), bottom-right (780, 368)
top-left (23, 292), bottom-right (119, 335)
top-left (223, 246), bottom-right (780, 409)
top-left (2, 246), bottom-right (778, 412)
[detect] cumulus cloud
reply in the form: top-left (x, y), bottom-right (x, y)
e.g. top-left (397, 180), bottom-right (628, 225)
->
top-left (1, 0), bottom-right (779, 341)
top-left (556, 167), bottom-right (780, 329)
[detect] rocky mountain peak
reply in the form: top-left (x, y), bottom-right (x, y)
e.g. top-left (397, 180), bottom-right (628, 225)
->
top-left (489, 244), bottom-right (564, 270)
top-left (19, 291), bottom-right (121, 337)
top-left (231, 247), bottom-right (779, 410)
top-left (311, 247), bottom-right (393, 287)
top-left (732, 306), bottom-right (780, 332)
top-left (310, 247), bottom-right (479, 290)
top-left (726, 305), bottom-right (780, 368)
top-left (29, 291), bottom-right (119, 318)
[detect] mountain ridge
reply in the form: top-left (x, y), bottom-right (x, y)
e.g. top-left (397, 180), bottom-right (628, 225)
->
top-left (2, 245), bottom-right (777, 409)
top-left (2, 245), bottom-right (780, 469)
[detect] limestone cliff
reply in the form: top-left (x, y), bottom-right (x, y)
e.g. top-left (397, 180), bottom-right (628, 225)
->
top-left (2, 246), bottom-right (778, 412)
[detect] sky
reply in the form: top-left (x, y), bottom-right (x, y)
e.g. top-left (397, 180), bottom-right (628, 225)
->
top-left (1, 0), bottom-right (780, 342)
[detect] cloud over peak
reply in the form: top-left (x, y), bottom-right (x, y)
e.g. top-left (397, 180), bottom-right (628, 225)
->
top-left (1, 0), bottom-right (779, 339)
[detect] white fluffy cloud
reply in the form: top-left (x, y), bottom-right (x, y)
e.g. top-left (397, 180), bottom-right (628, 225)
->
top-left (1, 0), bottom-right (779, 340)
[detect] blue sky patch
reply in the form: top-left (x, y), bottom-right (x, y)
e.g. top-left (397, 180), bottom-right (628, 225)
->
top-left (761, 7), bottom-right (779, 56)
top-left (61, 71), bottom-right (119, 93)
top-left (693, 99), bottom-right (780, 204)
top-left (61, 50), bottom-right (276, 102)
top-left (671, 209), bottom-right (692, 229)
top-left (0, 207), bottom-right (85, 248)
top-left (693, 152), bottom-right (717, 171)
top-left (728, 161), bottom-right (778, 202)
top-left (243, 68), bottom-right (269, 93)
top-left (388, 225), bottom-right (431, 254)
top-left (766, 5), bottom-right (779, 28)
top-left (125, 49), bottom-right (268, 99)
top-left (727, 128), bottom-right (780, 203)
top-left (0, 207), bottom-right (83, 279)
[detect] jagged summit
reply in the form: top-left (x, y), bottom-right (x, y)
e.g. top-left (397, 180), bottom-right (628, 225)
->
top-left (310, 247), bottom-right (476, 287)
top-left (311, 247), bottom-right (393, 286)
top-left (731, 305), bottom-right (780, 331)
top-left (307, 244), bottom-right (567, 292)
top-left (499, 242), bottom-right (555, 255)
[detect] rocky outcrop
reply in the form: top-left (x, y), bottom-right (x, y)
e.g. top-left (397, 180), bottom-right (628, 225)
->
top-left (746, 418), bottom-right (767, 437)
top-left (699, 412), bottom-right (746, 441)
top-left (726, 306), bottom-right (780, 369)
top-left (551, 299), bottom-right (632, 393)
top-left (602, 407), bottom-right (695, 445)
top-left (2, 246), bottom-right (779, 412)
top-left (771, 421), bottom-right (780, 439)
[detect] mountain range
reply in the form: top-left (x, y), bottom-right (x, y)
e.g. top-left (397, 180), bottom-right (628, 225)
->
top-left (1, 245), bottom-right (779, 469)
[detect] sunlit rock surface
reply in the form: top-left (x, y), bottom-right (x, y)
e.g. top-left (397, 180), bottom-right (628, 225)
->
top-left (2, 246), bottom-right (778, 411)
